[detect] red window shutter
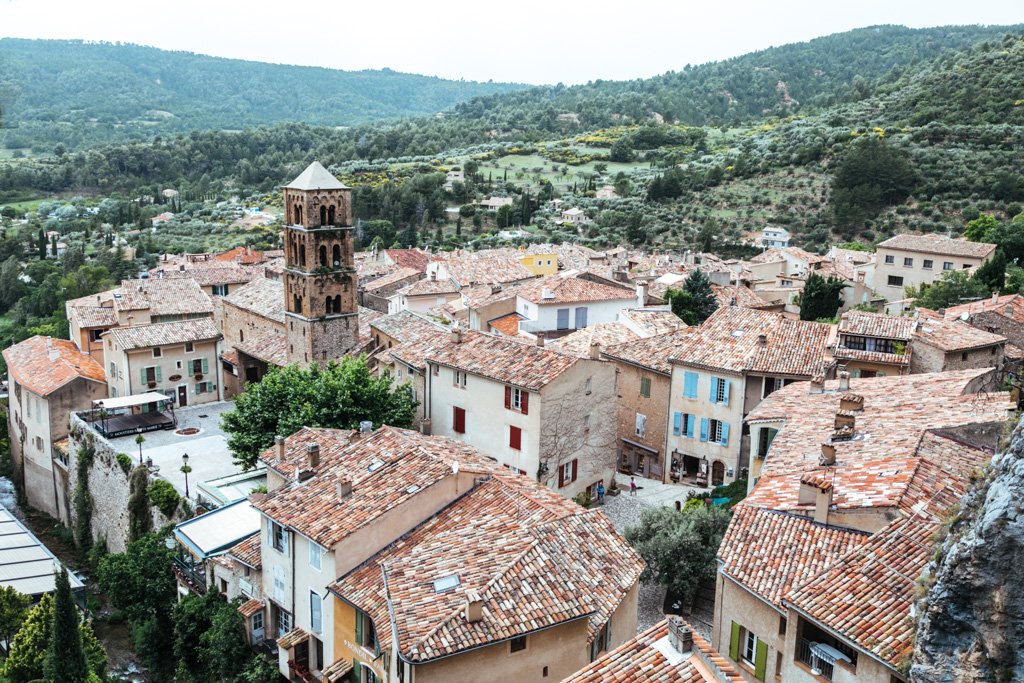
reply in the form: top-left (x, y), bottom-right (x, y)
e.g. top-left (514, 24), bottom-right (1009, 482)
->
top-left (521, 391), bottom-right (529, 415)
top-left (571, 459), bottom-right (578, 483)
top-left (558, 463), bottom-right (565, 488)
top-left (504, 386), bottom-right (511, 409)
top-left (454, 407), bottom-right (465, 433)
top-left (509, 426), bottom-right (521, 450)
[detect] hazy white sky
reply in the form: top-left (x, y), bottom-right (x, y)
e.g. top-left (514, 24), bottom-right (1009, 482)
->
top-left (1, 0), bottom-right (1021, 84)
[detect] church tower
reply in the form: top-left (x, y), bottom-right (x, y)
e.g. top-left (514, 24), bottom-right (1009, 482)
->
top-left (282, 161), bottom-right (358, 366)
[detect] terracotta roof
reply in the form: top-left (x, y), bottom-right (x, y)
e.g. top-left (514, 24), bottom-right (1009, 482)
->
top-left (362, 267), bottom-right (421, 293)
top-left (222, 278), bottom-right (285, 324)
top-left (153, 264), bottom-right (254, 287)
top-left (106, 318), bottom-right (221, 351)
top-left (67, 303), bottom-right (118, 329)
top-left (518, 275), bottom-right (635, 305)
top-left (710, 284), bottom-right (770, 309)
top-left (750, 247), bottom-right (826, 265)
top-left (403, 277), bottom-right (459, 296)
top-left (331, 471), bottom-right (644, 663)
top-left (259, 427), bottom-right (356, 478)
top-left (943, 293), bottom-right (1024, 323)
top-left (459, 281), bottom-right (529, 309)
top-left (384, 249), bottom-right (430, 272)
top-left (226, 533), bottom-right (261, 570)
top-left (719, 506), bottom-right (867, 609)
top-left (236, 331), bottom-right (286, 367)
top-left (387, 328), bottom-right (455, 372)
top-left (617, 308), bottom-right (688, 337)
top-left (370, 310), bottom-right (445, 344)
top-left (114, 278), bottom-right (213, 316)
top-left (444, 257), bottom-right (533, 287)
top-left (877, 233), bottom-right (996, 259)
top-left (425, 331), bottom-right (579, 391)
top-left (2, 336), bottom-right (106, 396)
top-left (563, 619), bottom-right (744, 683)
top-left (833, 347), bottom-right (911, 366)
top-left (547, 323), bottom-right (640, 358)
top-left (237, 598), bottom-right (264, 618)
top-left (213, 246), bottom-right (267, 265)
top-left (488, 312), bottom-right (524, 337)
top-left (668, 307), bottom-right (831, 377)
top-left (603, 328), bottom-right (695, 376)
top-left (278, 626), bottom-right (310, 649)
top-left (322, 659), bottom-right (354, 681)
top-left (913, 314), bottom-right (1005, 351)
top-left (838, 311), bottom-right (916, 339)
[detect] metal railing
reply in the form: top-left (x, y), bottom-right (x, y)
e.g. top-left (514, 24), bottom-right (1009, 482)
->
top-left (796, 638), bottom-right (834, 681)
top-left (172, 557), bottom-right (207, 595)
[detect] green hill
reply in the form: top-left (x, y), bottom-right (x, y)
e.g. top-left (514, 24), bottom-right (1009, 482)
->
top-left (0, 39), bottom-right (526, 151)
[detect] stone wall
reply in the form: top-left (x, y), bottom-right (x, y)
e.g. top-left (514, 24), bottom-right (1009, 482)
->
top-left (66, 412), bottom-right (181, 553)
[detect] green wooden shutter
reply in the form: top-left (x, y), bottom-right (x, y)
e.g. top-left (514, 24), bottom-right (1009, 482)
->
top-left (729, 621), bottom-right (740, 661)
top-left (155, 366), bottom-right (162, 382)
top-left (754, 638), bottom-right (768, 681)
top-left (354, 609), bottom-right (363, 644)
top-left (140, 367), bottom-right (148, 385)
top-left (201, 357), bottom-right (209, 374)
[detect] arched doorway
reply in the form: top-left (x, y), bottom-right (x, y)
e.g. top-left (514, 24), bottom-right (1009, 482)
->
top-left (712, 460), bottom-right (725, 486)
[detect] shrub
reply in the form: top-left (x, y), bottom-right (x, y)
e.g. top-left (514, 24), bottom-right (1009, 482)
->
top-left (147, 479), bottom-right (181, 518)
top-left (116, 452), bottom-right (133, 475)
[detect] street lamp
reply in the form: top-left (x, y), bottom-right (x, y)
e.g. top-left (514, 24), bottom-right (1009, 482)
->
top-left (181, 452), bottom-right (191, 498)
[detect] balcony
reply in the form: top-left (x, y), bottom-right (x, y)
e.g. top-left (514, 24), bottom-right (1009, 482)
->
top-left (172, 557), bottom-right (207, 595)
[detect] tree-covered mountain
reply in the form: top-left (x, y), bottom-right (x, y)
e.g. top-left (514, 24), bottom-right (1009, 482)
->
top-left (0, 39), bottom-right (526, 151)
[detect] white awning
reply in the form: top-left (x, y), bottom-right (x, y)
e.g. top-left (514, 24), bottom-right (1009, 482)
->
top-left (93, 392), bottom-right (171, 410)
top-left (0, 508), bottom-right (84, 596)
top-left (174, 499), bottom-right (262, 559)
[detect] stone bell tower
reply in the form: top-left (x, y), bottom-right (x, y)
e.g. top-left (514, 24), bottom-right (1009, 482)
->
top-left (282, 161), bottom-right (358, 366)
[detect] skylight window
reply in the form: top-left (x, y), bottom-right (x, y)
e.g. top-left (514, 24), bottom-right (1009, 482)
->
top-left (731, 330), bottom-right (744, 337)
top-left (405, 485), bottom-right (420, 494)
top-left (368, 460), bottom-right (385, 472)
top-left (433, 574), bottom-right (460, 593)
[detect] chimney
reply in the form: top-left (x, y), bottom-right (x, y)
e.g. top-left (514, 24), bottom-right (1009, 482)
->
top-left (420, 418), bottom-right (432, 436)
top-left (274, 435), bottom-right (286, 461)
top-left (451, 326), bottom-right (463, 344)
top-left (756, 333), bottom-right (767, 347)
top-left (430, 271), bottom-right (437, 281)
top-left (535, 335), bottom-right (545, 348)
top-left (992, 291), bottom-right (999, 304)
top-left (305, 443), bottom-right (320, 469)
top-left (814, 483), bottom-right (833, 525)
top-left (667, 616), bottom-right (693, 654)
top-left (839, 393), bottom-right (864, 412)
top-left (359, 420), bottom-right (373, 434)
top-left (337, 480), bottom-right (353, 499)
top-left (820, 443), bottom-right (836, 466)
top-left (808, 377), bottom-right (824, 394)
top-left (589, 341), bottom-right (601, 360)
top-left (837, 370), bottom-right (850, 391)
top-left (465, 590), bottom-right (484, 623)
top-left (636, 281), bottom-right (648, 306)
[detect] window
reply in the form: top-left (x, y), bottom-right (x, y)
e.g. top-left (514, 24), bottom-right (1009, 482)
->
top-left (355, 609), bottom-right (378, 652)
top-left (884, 254), bottom-right (895, 264)
top-left (590, 620), bottom-right (612, 660)
top-left (710, 377), bottom-right (730, 405)
top-left (310, 591), bottom-right (322, 633)
top-left (505, 386), bottom-right (528, 413)
top-left (453, 406), bottom-right (466, 434)
top-left (191, 358), bottom-right (207, 375)
top-left (635, 413), bottom-right (646, 438)
top-left (762, 376), bottom-right (783, 398)
top-left (212, 284), bottom-right (229, 296)
top-left (453, 369), bottom-right (467, 388)
top-left (583, 414), bottom-right (591, 431)
top-left (943, 261), bottom-right (954, 271)
top-left (309, 541), bottom-right (323, 571)
top-left (903, 257), bottom-right (913, 267)
top-left (251, 611), bottom-right (264, 632)
top-left (90, 329), bottom-right (104, 342)
top-left (509, 426), bottom-right (522, 450)
top-left (887, 275), bottom-right (904, 287)
top-left (639, 376), bottom-right (652, 398)
top-left (510, 636), bottom-right (527, 653)
top-left (270, 521), bottom-right (289, 556)
top-left (923, 259), bottom-right (933, 269)
top-left (778, 616), bottom-right (787, 635)
top-left (672, 412), bottom-right (695, 438)
top-left (275, 608), bottom-right (292, 638)
top-left (757, 427), bottom-right (778, 459)
top-left (743, 630), bottom-right (758, 665)
top-left (682, 371), bottom-right (698, 398)
top-left (143, 366), bottom-right (160, 384)
top-left (184, 342), bottom-right (195, 353)
top-left (311, 636), bottom-right (324, 672)
top-left (558, 459), bottom-right (578, 488)
top-left (962, 263), bottom-right (971, 269)
top-left (961, 351), bottom-right (969, 361)
top-left (701, 418), bottom-right (730, 446)
top-left (109, 361), bottom-right (116, 379)
top-left (152, 347), bottom-right (162, 358)
top-left (574, 306), bottom-right (588, 329)
top-left (556, 308), bottom-right (570, 330)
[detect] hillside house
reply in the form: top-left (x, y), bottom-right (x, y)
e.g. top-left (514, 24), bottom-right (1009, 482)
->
top-left (874, 233), bottom-right (996, 301)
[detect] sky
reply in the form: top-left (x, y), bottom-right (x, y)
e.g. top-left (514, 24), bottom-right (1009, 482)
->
top-left (1, 0), bottom-right (1021, 85)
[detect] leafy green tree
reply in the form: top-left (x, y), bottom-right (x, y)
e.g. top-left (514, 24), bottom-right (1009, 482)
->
top-left (222, 356), bottom-right (417, 469)
top-left (609, 137), bottom-right (634, 162)
top-left (44, 567), bottom-right (89, 683)
top-left (973, 249), bottom-right (1007, 292)
top-left (240, 655), bottom-right (282, 683)
top-left (913, 269), bottom-right (988, 310)
top-left (799, 272), bottom-right (847, 321)
top-left (964, 214), bottom-right (1001, 242)
top-left (0, 255), bottom-right (23, 312)
top-left (198, 598), bottom-right (253, 680)
top-left (665, 270), bottom-right (718, 325)
top-left (831, 137), bottom-right (916, 229)
top-left (0, 586), bottom-right (30, 648)
top-left (624, 505), bottom-right (731, 607)
top-left (3, 594), bottom-right (54, 683)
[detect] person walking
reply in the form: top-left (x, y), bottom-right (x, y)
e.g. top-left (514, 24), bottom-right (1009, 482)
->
top-left (629, 477), bottom-right (637, 497)
top-left (596, 482), bottom-right (605, 504)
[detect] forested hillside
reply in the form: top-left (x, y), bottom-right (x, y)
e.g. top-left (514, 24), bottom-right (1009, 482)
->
top-left (0, 39), bottom-right (526, 151)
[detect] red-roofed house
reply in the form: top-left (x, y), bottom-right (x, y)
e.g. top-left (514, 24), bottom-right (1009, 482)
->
top-left (3, 336), bottom-right (107, 521)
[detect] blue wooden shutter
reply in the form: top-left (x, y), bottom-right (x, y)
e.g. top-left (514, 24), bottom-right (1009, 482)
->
top-left (673, 412), bottom-right (682, 436)
top-left (556, 308), bottom-right (570, 330)
top-left (575, 306), bottom-right (588, 329)
top-left (699, 418), bottom-right (709, 442)
top-left (709, 377), bottom-right (717, 402)
top-left (140, 368), bottom-right (148, 385)
top-left (685, 414), bottom-right (695, 438)
top-left (722, 379), bottom-right (730, 406)
top-left (683, 371), bottom-right (698, 398)
top-left (721, 422), bottom-right (730, 446)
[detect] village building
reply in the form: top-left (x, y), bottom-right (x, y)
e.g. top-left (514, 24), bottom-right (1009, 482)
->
top-left (666, 307), bottom-right (832, 487)
top-left (560, 207), bottom-right (590, 226)
top-left (718, 370), bottom-right (1012, 683)
top-left (518, 251), bottom-right (559, 276)
top-left (757, 226), bottom-right (790, 249)
top-left (149, 263), bottom-right (255, 298)
top-left (426, 256), bottom-right (534, 290)
top-left (514, 275), bottom-right (637, 338)
top-left (104, 318), bottom-right (224, 405)
top-left (909, 311), bottom-right (1006, 377)
top-left (359, 266), bottom-right (421, 312)
top-left (942, 292), bottom-right (1024, 351)
top-left (563, 617), bottom-right (742, 683)
top-left (602, 328), bottom-right (694, 482)
top-left (425, 330), bottom-right (617, 498)
top-left (217, 277), bottom-right (287, 394)
top-left (387, 275), bottom-right (460, 315)
top-left (832, 310), bottom-right (915, 377)
top-left (246, 426), bottom-right (642, 683)
top-left (874, 233), bottom-right (996, 301)
top-left (3, 336), bottom-right (107, 522)
top-left (369, 311), bottom-right (450, 427)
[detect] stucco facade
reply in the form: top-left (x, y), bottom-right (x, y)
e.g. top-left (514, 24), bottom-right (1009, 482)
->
top-left (609, 361), bottom-right (673, 482)
top-left (105, 336), bottom-right (224, 406)
top-left (666, 365), bottom-right (745, 486)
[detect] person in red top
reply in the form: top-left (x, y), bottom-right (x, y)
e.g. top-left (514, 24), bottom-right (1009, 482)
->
top-left (629, 477), bottom-right (637, 496)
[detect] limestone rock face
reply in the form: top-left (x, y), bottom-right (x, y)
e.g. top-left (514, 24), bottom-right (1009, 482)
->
top-left (911, 420), bottom-right (1024, 683)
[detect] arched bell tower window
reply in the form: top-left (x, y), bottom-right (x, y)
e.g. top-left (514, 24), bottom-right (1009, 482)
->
top-left (332, 245), bottom-right (341, 267)
top-left (319, 246), bottom-right (328, 267)
top-left (320, 205), bottom-right (327, 225)
top-left (327, 205), bottom-right (336, 225)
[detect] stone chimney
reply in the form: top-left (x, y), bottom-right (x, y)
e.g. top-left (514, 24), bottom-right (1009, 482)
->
top-left (837, 370), bottom-right (850, 391)
top-left (992, 291), bottom-right (999, 304)
top-left (667, 616), bottom-right (693, 654)
top-left (808, 377), bottom-right (824, 394)
top-left (451, 326), bottom-right (463, 344)
top-left (589, 341), bottom-right (601, 360)
top-left (275, 435), bottom-right (286, 461)
top-left (839, 393), bottom-right (864, 412)
top-left (636, 281), bottom-right (648, 307)
top-left (757, 333), bottom-right (767, 347)
top-left (337, 480), bottom-right (353, 500)
top-left (535, 335), bottom-right (545, 348)
top-left (465, 590), bottom-right (484, 623)
top-left (306, 443), bottom-right (320, 469)
top-left (820, 443), bottom-right (836, 466)
top-left (420, 418), bottom-right (432, 436)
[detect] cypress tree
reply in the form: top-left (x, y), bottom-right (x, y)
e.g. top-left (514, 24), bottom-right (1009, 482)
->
top-left (44, 567), bottom-right (88, 683)
top-left (682, 269), bottom-right (718, 324)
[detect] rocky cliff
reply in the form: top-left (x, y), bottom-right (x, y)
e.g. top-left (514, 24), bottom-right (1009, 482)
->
top-left (911, 418), bottom-right (1024, 683)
